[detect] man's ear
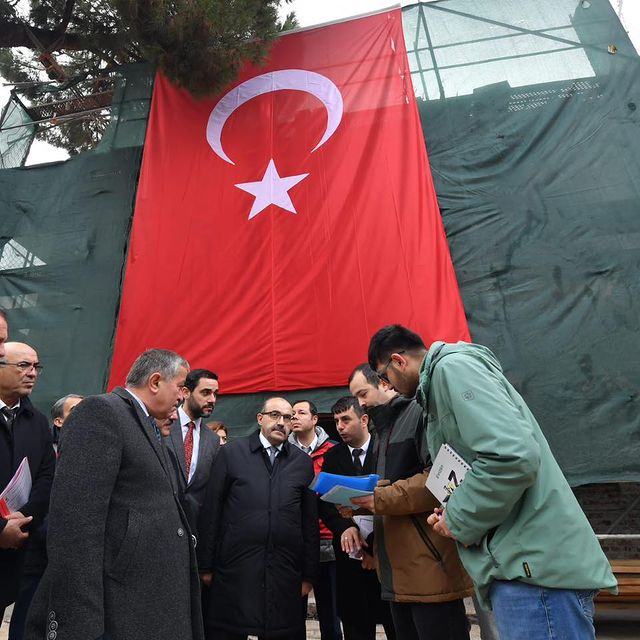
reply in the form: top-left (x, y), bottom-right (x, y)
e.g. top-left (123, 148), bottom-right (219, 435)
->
top-left (392, 352), bottom-right (409, 371)
top-left (361, 414), bottom-right (370, 429)
top-left (181, 386), bottom-right (191, 399)
top-left (148, 372), bottom-right (162, 394)
top-left (53, 417), bottom-right (63, 428)
top-left (312, 413), bottom-right (318, 426)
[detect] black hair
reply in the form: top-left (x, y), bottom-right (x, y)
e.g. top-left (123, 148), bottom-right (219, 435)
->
top-left (331, 396), bottom-right (365, 418)
top-left (292, 399), bottom-right (318, 416)
top-left (185, 368), bottom-right (218, 392)
top-left (367, 324), bottom-right (426, 370)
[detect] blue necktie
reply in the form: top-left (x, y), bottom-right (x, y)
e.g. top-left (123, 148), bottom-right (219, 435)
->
top-left (148, 415), bottom-right (162, 443)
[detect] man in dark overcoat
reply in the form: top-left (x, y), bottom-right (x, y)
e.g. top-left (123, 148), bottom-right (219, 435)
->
top-left (198, 396), bottom-right (319, 640)
top-left (0, 335), bottom-right (55, 625)
top-left (25, 348), bottom-right (205, 640)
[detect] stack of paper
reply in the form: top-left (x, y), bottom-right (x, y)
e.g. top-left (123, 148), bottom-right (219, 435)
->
top-left (310, 471), bottom-right (380, 506)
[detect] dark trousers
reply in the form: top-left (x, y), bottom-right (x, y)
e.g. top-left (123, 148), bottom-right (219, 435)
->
top-left (342, 599), bottom-right (396, 640)
top-left (297, 560), bottom-right (342, 640)
top-left (9, 574), bottom-right (42, 640)
top-left (389, 599), bottom-right (470, 640)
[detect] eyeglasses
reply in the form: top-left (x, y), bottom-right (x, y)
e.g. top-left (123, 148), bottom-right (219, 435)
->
top-left (376, 351), bottom-right (404, 383)
top-left (260, 410), bottom-right (293, 423)
top-left (0, 361), bottom-right (44, 374)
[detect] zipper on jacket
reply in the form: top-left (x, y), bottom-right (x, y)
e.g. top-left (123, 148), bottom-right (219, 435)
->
top-left (410, 515), bottom-right (445, 570)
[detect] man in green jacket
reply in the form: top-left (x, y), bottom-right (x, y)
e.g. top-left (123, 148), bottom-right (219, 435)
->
top-left (367, 324), bottom-right (617, 640)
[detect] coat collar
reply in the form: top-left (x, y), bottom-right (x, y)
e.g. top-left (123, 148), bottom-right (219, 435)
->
top-left (249, 428), bottom-right (291, 457)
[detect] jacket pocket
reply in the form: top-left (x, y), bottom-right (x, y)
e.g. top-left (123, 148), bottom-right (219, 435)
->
top-left (107, 508), bottom-right (143, 583)
top-left (410, 515), bottom-right (444, 566)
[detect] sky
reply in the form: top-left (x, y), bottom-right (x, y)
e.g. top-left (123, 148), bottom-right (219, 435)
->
top-left (1, 0), bottom-right (638, 165)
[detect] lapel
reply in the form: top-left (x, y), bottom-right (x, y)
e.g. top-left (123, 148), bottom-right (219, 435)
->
top-left (113, 387), bottom-right (170, 474)
top-left (191, 426), bottom-right (210, 485)
top-left (169, 419), bottom-right (188, 482)
top-left (363, 434), bottom-right (376, 474)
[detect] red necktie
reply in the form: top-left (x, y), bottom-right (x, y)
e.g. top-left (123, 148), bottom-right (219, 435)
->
top-left (184, 421), bottom-right (195, 475)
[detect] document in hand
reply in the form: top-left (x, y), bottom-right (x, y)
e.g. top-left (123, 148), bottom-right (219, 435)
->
top-left (0, 457), bottom-right (32, 517)
top-left (310, 471), bottom-right (380, 495)
top-left (425, 444), bottom-right (470, 505)
top-left (320, 485), bottom-right (375, 507)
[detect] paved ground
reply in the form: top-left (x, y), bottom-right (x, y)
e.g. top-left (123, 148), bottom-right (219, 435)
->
top-left (4, 599), bottom-right (639, 639)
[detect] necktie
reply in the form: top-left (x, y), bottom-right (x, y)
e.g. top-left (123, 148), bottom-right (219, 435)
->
top-left (267, 446), bottom-right (277, 465)
top-left (184, 421), bottom-right (195, 475)
top-left (148, 415), bottom-right (162, 444)
top-left (1, 406), bottom-right (16, 432)
top-left (352, 448), bottom-right (364, 474)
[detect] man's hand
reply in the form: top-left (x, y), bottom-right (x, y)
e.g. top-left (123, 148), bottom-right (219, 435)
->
top-left (200, 572), bottom-right (213, 587)
top-left (340, 526), bottom-right (367, 555)
top-left (350, 495), bottom-right (374, 513)
top-left (301, 580), bottom-right (313, 596)
top-left (361, 552), bottom-right (377, 571)
top-left (0, 515), bottom-right (32, 549)
top-left (336, 505), bottom-right (354, 519)
top-left (426, 507), bottom-right (455, 540)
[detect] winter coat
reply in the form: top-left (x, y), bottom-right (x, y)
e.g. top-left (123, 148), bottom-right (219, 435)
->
top-left (198, 430), bottom-right (319, 638)
top-left (24, 387), bottom-right (203, 640)
top-left (416, 341), bottom-right (618, 609)
top-left (368, 395), bottom-right (473, 603)
top-left (0, 397), bottom-right (55, 607)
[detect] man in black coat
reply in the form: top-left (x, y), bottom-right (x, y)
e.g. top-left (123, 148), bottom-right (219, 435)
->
top-left (198, 396), bottom-right (319, 640)
top-left (319, 396), bottom-right (395, 640)
top-left (164, 368), bottom-right (221, 533)
top-left (25, 348), bottom-right (205, 640)
top-left (0, 338), bottom-right (55, 624)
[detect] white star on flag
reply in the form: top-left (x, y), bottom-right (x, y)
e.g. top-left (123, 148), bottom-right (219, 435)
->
top-left (235, 159), bottom-right (309, 220)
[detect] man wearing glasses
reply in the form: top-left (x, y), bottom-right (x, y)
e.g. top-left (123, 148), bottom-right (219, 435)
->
top-left (0, 340), bottom-right (55, 626)
top-left (367, 325), bottom-right (617, 640)
top-left (198, 397), bottom-right (319, 640)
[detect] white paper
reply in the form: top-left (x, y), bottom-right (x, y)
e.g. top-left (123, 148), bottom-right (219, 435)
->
top-left (0, 457), bottom-right (32, 516)
top-left (348, 515), bottom-right (374, 560)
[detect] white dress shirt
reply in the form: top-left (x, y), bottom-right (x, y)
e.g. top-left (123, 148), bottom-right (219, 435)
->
top-left (348, 435), bottom-right (371, 469)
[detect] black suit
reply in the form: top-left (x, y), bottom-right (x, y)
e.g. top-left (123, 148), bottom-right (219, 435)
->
top-left (25, 387), bottom-right (204, 640)
top-left (319, 437), bottom-right (395, 640)
top-left (164, 417), bottom-right (221, 533)
top-left (0, 397), bottom-right (55, 611)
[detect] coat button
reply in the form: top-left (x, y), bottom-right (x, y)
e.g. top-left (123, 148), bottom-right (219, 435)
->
top-left (48, 612), bottom-right (56, 621)
top-left (47, 632), bottom-right (57, 640)
top-left (49, 621), bottom-right (58, 631)
top-left (177, 527), bottom-right (185, 537)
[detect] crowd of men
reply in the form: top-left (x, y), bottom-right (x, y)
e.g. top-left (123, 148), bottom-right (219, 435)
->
top-left (0, 308), bottom-right (617, 640)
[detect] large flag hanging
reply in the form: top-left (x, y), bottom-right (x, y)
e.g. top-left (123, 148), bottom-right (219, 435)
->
top-left (108, 8), bottom-right (470, 393)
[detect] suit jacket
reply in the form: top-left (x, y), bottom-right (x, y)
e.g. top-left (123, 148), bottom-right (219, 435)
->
top-left (164, 418), bottom-right (220, 533)
top-left (0, 397), bottom-right (55, 607)
top-left (198, 430), bottom-right (319, 638)
top-left (24, 387), bottom-right (204, 640)
top-left (318, 437), bottom-right (386, 624)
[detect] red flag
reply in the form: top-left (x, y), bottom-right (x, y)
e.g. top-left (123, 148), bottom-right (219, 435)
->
top-left (109, 9), bottom-right (470, 393)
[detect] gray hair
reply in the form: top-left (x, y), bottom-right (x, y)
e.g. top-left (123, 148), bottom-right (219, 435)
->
top-left (51, 394), bottom-right (84, 420)
top-left (125, 349), bottom-right (189, 388)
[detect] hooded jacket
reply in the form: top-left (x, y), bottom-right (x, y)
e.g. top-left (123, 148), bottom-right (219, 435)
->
top-left (416, 341), bottom-right (617, 609)
top-left (290, 426), bottom-right (336, 541)
top-left (368, 395), bottom-right (473, 603)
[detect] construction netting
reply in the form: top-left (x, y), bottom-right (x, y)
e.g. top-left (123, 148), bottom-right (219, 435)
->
top-left (0, 3), bottom-right (638, 485)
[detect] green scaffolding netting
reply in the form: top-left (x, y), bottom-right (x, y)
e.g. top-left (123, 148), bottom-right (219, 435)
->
top-left (0, 3), bottom-right (638, 485)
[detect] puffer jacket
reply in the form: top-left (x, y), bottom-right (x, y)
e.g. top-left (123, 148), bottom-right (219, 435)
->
top-left (368, 395), bottom-right (473, 603)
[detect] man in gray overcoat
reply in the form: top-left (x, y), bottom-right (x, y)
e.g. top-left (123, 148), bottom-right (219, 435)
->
top-left (25, 348), bottom-right (204, 640)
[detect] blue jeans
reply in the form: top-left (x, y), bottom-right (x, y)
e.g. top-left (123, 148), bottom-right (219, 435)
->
top-left (489, 580), bottom-right (596, 640)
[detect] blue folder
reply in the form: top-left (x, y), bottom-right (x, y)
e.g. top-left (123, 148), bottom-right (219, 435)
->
top-left (311, 471), bottom-right (380, 495)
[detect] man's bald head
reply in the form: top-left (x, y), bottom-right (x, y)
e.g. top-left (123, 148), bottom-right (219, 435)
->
top-left (0, 341), bottom-right (41, 405)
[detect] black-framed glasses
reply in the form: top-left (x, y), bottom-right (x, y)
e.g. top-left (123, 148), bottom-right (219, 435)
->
top-left (0, 361), bottom-right (44, 374)
top-left (260, 410), bottom-right (293, 423)
top-left (376, 350), bottom-right (405, 383)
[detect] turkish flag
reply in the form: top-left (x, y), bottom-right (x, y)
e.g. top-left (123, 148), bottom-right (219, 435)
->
top-left (108, 9), bottom-right (470, 393)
